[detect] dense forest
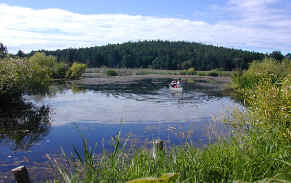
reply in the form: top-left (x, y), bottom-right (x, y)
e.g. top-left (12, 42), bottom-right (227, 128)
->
top-left (30, 41), bottom-right (267, 71)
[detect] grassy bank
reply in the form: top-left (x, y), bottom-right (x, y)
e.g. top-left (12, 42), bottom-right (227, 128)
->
top-left (47, 58), bottom-right (291, 183)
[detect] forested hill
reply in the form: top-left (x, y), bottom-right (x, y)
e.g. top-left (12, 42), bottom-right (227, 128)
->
top-left (34, 41), bottom-right (265, 70)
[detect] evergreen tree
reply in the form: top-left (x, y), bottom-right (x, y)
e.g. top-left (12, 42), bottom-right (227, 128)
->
top-left (0, 43), bottom-right (8, 58)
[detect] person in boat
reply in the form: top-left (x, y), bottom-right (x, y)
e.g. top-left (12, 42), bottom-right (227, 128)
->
top-left (170, 80), bottom-right (177, 88)
top-left (177, 78), bottom-right (182, 88)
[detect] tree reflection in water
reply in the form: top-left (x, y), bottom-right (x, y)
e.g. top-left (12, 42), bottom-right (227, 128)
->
top-left (0, 102), bottom-right (51, 150)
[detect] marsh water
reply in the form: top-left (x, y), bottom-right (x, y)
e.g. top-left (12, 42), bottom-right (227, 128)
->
top-left (0, 78), bottom-right (242, 177)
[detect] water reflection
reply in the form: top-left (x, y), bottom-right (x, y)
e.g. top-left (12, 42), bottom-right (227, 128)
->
top-left (23, 78), bottom-right (241, 127)
top-left (0, 103), bottom-right (51, 150)
top-left (0, 78), bottom-right (241, 178)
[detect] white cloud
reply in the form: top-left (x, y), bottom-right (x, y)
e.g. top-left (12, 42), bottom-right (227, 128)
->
top-left (0, 2), bottom-right (290, 54)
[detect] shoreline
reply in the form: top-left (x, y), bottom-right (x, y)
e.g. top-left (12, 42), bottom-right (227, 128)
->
top-left (71, 74), bottom-right (232, 87)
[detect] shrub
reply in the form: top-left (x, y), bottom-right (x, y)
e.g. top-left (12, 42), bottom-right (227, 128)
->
top-left (106, 69), bottom-right (118, 76)
top-left (208, 71), bottom-right (219, 77)
top-left (0, 57), bottom-right (50, 102)
top-left (53, 62), bottom-right (69, 79)
top-left (29, 52), bottom-right (57, 77)
top-left (66, 62), bottom-right (87, 79)
top-left (232, 58), bottom-right (291, 90)
top-left (179, 70), bottom-right (187, 75)
top-left (179, 67), bottom-right (196, 75)
top-left (243, 74), bottom-right (291, 142)
top-left (187, 67), bottom-right (196, 75)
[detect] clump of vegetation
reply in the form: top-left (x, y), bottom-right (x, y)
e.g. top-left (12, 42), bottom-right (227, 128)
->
top-left (53, 62), bottom-right (69, 79)
top-left (28, 52), bottom-right (58, 77)
top-left (106, 69), bottom-right (118, 76)
top-left (135, 71), bottom-right (152, 75)
top-left (66, 62), bottom-right (87, 79)
top-left (0, 50), bottom-right (87, 104)
top-left (180, 67), bottom-right (196, 75)
top-left (186, 67), bottom-right (195, 75)
top-left (0, 57), bottom-right (51, 102)
top-left (28, 52), bottom-right (87, 80)
top-left (232, 58), bottom-right (291, 90)
top-left (207, 70), bottom-right (219, 77)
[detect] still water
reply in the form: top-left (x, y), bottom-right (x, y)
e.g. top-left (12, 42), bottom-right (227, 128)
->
top-left (0, 78), bottom-right (242, 173)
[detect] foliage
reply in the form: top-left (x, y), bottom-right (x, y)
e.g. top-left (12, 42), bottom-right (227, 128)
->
top-left (231, 58), bottom-right (291, 90)
top-left (269, 51), bottom-right (284, 61)
top-left (0, 57), bottom-right (51, 102)
top-left (53, 62), bottom-right (69, 79)
top-left (186, 67), bottom-right (195, 75)
top-left (29, 52), bottom-right (58, 77)
top-left (49, 130), bottom-right (291, 183)
top-left (207, 70), bottom-right (219, 77)
top-left (29, 52), bottom-right (86, 80)
top-left (179, 67), bottom-right (196, 75)
top-left (33, 40), bottom-right (265, 71)
top-left (127, 173), bottom-right (179, 183)
top-left (0, 42), bottom-right (8, 58)
top-left (66, 62), bottom-right (87, 79)
top-left (243, 75), bottom-right (291, 142)
top-left (106, 69), bottom-right (118, 76)
top-left (16, 50), bottom-right (25, 58)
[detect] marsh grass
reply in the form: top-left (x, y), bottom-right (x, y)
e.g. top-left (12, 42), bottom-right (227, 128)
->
top-left (196, 70), bottom-right (233, 77)
top-left (85, 68), bottom-right (233, 77)
top-left (47, 110), bottom-right (291, 183)
top-left (47, 129), bottom-right (291, 183)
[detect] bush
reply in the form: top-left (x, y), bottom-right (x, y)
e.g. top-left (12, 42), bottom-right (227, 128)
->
top-left (232, 58), bottom-right (291, 90)
top-left (29, 52), bottom-right (57, 77)
top-left (106, 69), bottom-right (118, 76)
top-left (179, 67), bottom-right (196, 75)
top-left (187, 67), bottom-right (196, 75)
top-left (208, 71), bottom-right (219, 77)
top-left (53, 62), bottom-right (69, 79)
top-left (66, 62), bottom-right (87, 79)
top-left (0, 57), bottom-right (50, 102)
top-left (29, 52), bottom-right (72, 79)
top-left (243, 74), bottom-right (291, 142)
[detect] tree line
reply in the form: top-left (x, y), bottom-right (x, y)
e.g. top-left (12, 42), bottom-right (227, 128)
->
top-left (27, 40), bottom-right (281, 71)
top-left (1, 41), bottom-right (289, 71)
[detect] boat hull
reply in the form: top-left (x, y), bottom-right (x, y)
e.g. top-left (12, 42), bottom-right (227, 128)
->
top-left (169, 86), bottom-right (183, 92)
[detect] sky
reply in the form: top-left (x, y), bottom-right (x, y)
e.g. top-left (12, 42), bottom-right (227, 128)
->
top-left (0, 0), bottom-right (290, 54)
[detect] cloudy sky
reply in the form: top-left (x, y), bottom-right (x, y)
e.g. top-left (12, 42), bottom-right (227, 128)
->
top-left (0, 0), bottom-right (290, 54)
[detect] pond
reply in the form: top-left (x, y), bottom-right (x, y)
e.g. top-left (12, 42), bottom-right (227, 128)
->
top-left (0, 78), bottom-right (242, 179)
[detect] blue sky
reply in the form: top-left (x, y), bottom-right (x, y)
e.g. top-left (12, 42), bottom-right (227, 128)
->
top-left (0, 0), bottom-right (290, 54)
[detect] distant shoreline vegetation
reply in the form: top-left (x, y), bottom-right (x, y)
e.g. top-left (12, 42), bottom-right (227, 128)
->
top-left (27, 40), bottom-right (269, 71)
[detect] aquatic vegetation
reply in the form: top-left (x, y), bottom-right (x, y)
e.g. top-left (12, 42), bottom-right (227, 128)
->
top-left (106, 69), bottom-right (118, 76)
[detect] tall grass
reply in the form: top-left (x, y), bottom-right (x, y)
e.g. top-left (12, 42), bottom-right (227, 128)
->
top-left (48, 131), bottom-right (291, 182)
top-left (231, 58), bottom-right (291, 90)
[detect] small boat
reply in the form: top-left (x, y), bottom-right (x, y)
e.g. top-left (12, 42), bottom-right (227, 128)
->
top-left (169, 84), bottom-right (183, 92)
top-left (169, 79), bottom-right (183, 92)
